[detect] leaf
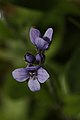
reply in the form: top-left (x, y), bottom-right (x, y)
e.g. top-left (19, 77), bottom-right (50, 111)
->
top-left (4, 72), bottom-right (32, 99)
top-left (0, 20), bottom-right (14, 39)
top-left (63, 95), bottom-right (80, 118)
top-left (65, 47), bottom-right (80, 93)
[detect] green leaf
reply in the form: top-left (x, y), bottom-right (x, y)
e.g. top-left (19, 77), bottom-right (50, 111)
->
top-left (65, 47), bottom-right (80, 93)
top-left (4, 72), bottom-right (31, 99)
top-left (63, 95), bottom-right (80, 118)
top-left (0, 20), bottom-right (14, 39)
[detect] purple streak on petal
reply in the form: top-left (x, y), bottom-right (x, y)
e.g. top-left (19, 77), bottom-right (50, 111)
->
top-left (28, 78), bottom-right (40, 92)
top-left (35, 37), bottom-right (48, 50)
top-left (43, 37), bottom-right (50, 43)
top-left (30, 28), bottom-right (41, 44)
top-left (37, 67), bottom-right (49, 83)
top-left (43, 28), bottom-right (53, 41)
top-left (12, 68), bottom-right (29, 82)
top-left (26, 65), bottom-right (40, 71)
top-left (40, 53), bottom-right (45, 61)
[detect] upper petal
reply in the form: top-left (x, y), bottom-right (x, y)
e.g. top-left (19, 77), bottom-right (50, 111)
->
top-left (35, 37), bottom-right (48, 50)
top-left (43, 28), bottom-right (53, 41)
top-left (28, 78), bottom-right (40, 92)
top-left (30, 28), bottom-right (41, 44)
top-left (26, 65), bottom-right (40, 71)
top-left (12, 68), bottom-right (29, 82)
top-left (37, 67), bottom-right (49, 83)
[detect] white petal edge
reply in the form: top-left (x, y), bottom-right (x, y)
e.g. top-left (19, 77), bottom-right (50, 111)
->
top-left (44, 28), bottom-right (53, 41)
top-left (37, 67), bottom-right (49, 83)
top-left (28, 78), bottom-right (40, 92)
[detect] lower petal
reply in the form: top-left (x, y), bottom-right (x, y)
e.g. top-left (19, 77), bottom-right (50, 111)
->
top-left (35, 37), bottom-right (48, 50)
top-left (28, 78), bottom-right (40, 92)
top-left (12, 68), bottom-right (29, 82)
top-left (37, 67), bottom-right (49, 83)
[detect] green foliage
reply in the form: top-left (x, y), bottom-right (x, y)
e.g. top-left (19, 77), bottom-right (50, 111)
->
top-left (0, 0), bottom-right (80, 120)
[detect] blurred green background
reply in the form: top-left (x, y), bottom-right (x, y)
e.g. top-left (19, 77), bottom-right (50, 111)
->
top-left (0, 0), bottom-right (80, 120)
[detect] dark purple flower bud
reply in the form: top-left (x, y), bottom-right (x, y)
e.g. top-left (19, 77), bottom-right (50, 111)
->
top-left (36, 53), bottom-right (45, 63)
top-left (24, 52), bottom-right (35, 63)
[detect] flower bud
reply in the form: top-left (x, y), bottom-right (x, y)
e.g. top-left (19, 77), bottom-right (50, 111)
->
top-left (36, 53), bottom-right (45, 63)
top-left (24, 52), bottom-right (35, 63)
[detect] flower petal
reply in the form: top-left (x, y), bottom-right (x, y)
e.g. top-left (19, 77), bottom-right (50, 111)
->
top-left (35, 37), bottom-right (48, 50)
top-left (12, 68), bottom-right (29, 82)
top-left (28, 78), bottom-right (40, 92)
top-left (30, 28), bottom-right (41, 44)
top-left (37, 67), bottom-right (49, 83)
top-left (44, 28), bottom-right (53, 41)
top-left (26, 65), bottom-right (40, 71)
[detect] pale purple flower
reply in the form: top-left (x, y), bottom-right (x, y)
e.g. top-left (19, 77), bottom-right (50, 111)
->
top-left (30, 28), bottom-right (53, 50)
top-left (12, 65), bottom-right (49, 92)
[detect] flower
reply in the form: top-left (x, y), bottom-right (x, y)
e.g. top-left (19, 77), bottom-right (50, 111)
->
top-left (12, 65), bottom-right (49, 92)
top-left (30, 28), bottom-right (53, 51)
top-left (12, 27), bottom-right (53, 92)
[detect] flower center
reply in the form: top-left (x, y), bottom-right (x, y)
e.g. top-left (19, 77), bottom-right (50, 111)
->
top-left (29, 71), bottom-right (37, 78)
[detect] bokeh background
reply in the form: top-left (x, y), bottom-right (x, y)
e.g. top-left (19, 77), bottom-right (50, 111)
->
top-left (0, 0), bottom-right (80, 120)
